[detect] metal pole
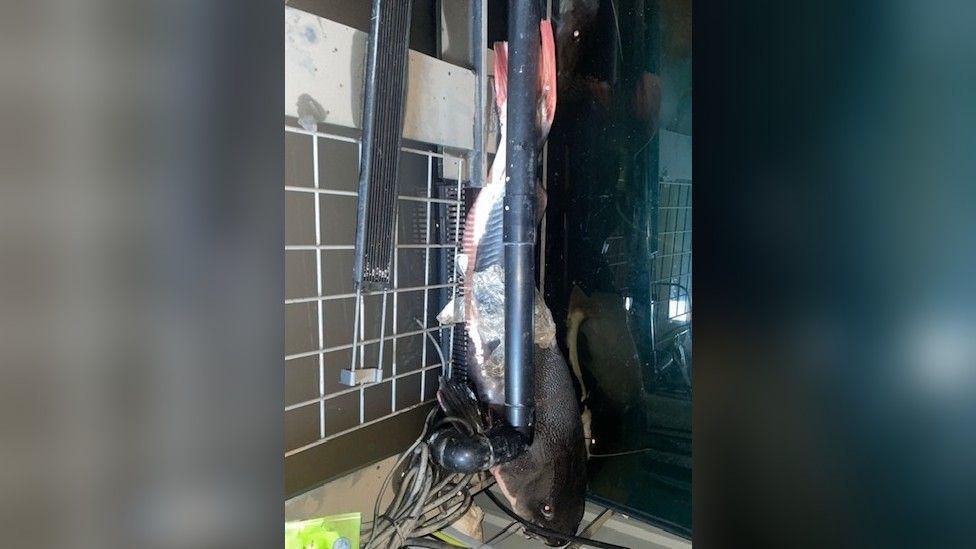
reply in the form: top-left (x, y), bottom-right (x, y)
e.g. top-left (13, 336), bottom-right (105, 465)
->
top-left (470, 0), bottom-right (487, 188)
top-left (504, 0), bottom-right (541, 436)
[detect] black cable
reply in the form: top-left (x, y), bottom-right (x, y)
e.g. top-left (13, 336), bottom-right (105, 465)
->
top-left (401, 537), bottom-right (458, 549)
top-left (483, 491), bottom-right (630, 549)
top-left (365, 406), bottom-right (479, 549)
top-left (482, 520), bottom-right (521, 546)
top-left (366, 409), bottom-right (442, 548)
top-left (416, 318), bottom-right (448, 368)
top-left (588, 447), bottom-right (656, 458)
top-left (435, 415), bottom-right (476, 435)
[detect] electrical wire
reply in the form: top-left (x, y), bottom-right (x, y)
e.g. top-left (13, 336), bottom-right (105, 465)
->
top-left (401, 538), bottom-right (459, 549)
top-left (607, 0), bottom-right (623, 68)
top-left (365, 411), bottom-right (433, 541)
top-left (482, 491), bottom-right (630, 549)
top-left (362, 399), bottom-right (479, 549)
top-left (481, 520), bottom-right (521, 547)
top-left (416, 318), bottom-right (449, 368)
top-left (588, 448), bottom-right (656, 458)
top-left (376, 322), bottom-right (629, 548)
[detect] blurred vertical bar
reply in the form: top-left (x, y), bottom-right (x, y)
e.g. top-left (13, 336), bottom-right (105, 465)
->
top-left (0, 1), bottom-right (282, 547)
top-left (471, 0), bottom-right (487, 189)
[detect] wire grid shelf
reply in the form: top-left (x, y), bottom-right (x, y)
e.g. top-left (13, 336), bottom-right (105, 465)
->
top-left (285, 124), bottom-right (464, 457)
top-left (652, 177), bottom-right (691, 324)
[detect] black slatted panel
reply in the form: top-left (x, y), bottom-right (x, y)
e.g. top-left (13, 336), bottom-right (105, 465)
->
top-left (442, 182), bottom-right (468, 381)
top-left (354, 0), bottom-right (413, 290)
top-left (448, 186), bottom-right (469, 382)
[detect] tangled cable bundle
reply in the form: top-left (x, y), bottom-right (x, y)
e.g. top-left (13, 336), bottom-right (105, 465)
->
top-left (362, 408), bottom-right (480, 549)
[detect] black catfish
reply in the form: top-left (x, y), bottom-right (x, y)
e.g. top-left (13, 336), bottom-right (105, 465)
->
top-left (459, 21), bottom-right (587, 544)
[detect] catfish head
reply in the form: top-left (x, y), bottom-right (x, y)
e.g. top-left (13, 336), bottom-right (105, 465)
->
top-left (491, 346), bottom-right (587, 545)
top-left (492, 427), bottom-right (586, 544)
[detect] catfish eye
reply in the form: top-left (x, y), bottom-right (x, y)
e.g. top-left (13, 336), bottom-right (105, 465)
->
top-left (541, 504), bottom-right (554, 519)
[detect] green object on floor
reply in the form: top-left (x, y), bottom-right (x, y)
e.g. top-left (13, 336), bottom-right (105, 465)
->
top-left (431, 531), bottom-right (468, 547)
top-left (285, 513), bottom-right (360, 549)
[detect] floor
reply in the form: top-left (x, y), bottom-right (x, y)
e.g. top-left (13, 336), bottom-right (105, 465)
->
top-left (285, 455), bottom-right (692, 548)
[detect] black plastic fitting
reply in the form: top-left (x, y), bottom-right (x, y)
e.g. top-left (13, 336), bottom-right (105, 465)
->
top-left (430, 424), bottom-right (528, 474)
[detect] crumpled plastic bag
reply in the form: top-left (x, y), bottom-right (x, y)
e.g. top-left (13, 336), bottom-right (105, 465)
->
top-left (437, 262), bottom-right (556, 352)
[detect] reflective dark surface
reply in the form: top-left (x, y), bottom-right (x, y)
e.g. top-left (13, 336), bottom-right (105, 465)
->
top-left (544, 0), bottom-right (692, 534)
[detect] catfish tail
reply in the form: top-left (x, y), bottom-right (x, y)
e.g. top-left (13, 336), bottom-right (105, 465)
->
top-left (437, 377), bottom-right (489, 435)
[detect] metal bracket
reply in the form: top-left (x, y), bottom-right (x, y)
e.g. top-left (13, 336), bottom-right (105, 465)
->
top-left (339, 368), bottom-right (383, 387)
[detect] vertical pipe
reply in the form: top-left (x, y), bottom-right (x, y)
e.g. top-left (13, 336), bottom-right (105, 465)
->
top-left (470, 0), bottom-right (487, 188)
top-left (504, 0), bottom-right (541, 436)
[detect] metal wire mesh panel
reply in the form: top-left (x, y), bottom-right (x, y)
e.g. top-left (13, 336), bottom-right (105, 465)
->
top-left (652, 176), bottom-right (691, 323)
top-left (285, 123), bottom-right (463, 457)
top-left (648, 136), bottom-right (692, 392)
top-left (651, 129), bottom-right (692, 332)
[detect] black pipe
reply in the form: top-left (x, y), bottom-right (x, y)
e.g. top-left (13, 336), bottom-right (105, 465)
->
top-left (503, 0), bottom-right (541, 436)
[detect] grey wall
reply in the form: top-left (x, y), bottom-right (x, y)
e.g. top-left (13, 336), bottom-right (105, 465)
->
top-left (284, 114), bottom-right (454, 495)
top-left (286, 0), bottom-right (439, 56)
